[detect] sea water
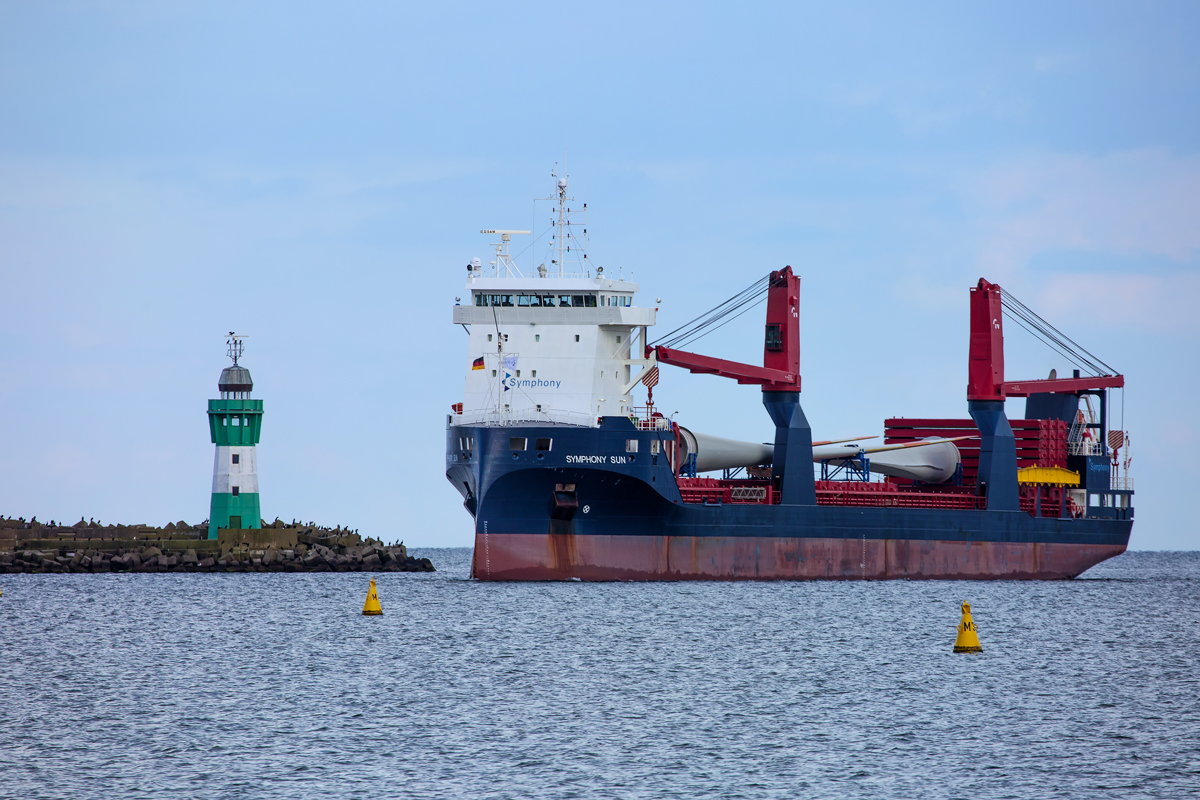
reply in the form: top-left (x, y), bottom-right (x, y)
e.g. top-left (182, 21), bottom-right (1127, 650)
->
top-left (1, 550), bottom-right (1197, 799)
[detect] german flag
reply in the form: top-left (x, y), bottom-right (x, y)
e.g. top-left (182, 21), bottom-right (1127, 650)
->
top-left (471, 356), bottom-right (485, 370)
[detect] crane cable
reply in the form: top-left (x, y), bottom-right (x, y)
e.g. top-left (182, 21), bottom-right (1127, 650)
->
top-left (652, 275), bottom-right (770, 350)
top-left (1000, 289), bottom-right (1118, 377)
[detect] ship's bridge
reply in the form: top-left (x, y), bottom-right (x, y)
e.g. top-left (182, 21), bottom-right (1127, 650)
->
top-left (454, 276), bottom-right (653, 325)
top-left (452, 275), bottom-right (657, 427)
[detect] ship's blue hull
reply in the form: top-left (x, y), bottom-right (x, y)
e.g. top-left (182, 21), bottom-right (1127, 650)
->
top-left (446, 417), bottom-right (1132, 580)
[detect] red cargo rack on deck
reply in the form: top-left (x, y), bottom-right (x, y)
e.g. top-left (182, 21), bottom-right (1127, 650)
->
top-left (676, 477), bottom-right (985, 510)
top-left (883, 418), bottom-right (1067, 486)
top-left (814, 481), bottom-right (984, 510)
top-left (676, 478), bottom-right (775, 505)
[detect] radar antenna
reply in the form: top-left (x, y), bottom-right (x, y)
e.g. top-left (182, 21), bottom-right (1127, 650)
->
top-left (226, 332), bottom-right (247, 366)
top-left (480, 229), bottom-right (532, 278)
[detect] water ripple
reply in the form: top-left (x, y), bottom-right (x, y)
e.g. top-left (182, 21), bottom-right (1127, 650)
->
top-left (0, 550), bottom-right (1197, 799)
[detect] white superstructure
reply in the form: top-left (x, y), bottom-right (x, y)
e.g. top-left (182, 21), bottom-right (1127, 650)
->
top-left (451, 174), bottom-right (657, 427)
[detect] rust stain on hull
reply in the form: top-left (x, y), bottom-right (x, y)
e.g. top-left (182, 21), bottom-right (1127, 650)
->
top-left (474, 533), bottom-right (1126, 581)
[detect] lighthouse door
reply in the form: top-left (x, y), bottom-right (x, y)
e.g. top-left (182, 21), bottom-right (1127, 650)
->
top-left (228, 515), bottom-right (242, 530)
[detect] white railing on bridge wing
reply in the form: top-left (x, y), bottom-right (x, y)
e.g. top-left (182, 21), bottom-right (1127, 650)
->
top-left (632, 416), bottom-right (673, 431)
top-left (627, 406), bottom-right (673, 431)
top-left (1067, 439), bottom-right (1106, 456)
top-left (450, 407), bottom-right (596, 428)
top-left (1111, 475), bottom-right (1134, 491)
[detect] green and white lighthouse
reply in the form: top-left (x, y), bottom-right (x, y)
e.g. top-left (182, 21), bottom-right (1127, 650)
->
top-left (207, 333), bottom-right (263, 539)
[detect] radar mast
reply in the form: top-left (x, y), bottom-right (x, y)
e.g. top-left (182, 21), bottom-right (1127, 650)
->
top-left (547, 167), bottom-right (590, 277)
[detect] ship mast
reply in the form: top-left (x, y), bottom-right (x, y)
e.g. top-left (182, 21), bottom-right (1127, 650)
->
top-left (555, 172), bottom-right (567, 276)
top-left (548, 166), bottom-right (588, 277)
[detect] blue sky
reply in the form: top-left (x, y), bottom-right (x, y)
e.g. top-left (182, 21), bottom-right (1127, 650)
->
top-left (1, 1), bottom-right (1197, 549)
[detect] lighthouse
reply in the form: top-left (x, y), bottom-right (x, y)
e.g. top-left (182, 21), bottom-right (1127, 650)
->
top-left (207, 333), bottom-right (263, 539)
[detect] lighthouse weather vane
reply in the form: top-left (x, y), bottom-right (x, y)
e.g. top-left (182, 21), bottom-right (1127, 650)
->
top-left (226, 332), bottom-right (246, 366)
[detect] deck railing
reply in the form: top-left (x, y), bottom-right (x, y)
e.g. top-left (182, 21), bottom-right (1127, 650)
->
top-left (675, 478), bottom-right (986, 510)
top-left (449, 407), bottom-right (596, 428)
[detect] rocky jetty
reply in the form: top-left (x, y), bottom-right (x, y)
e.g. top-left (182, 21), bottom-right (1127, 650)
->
top-left (0, 516), bottom-right (435, 574)
top-left (0, 515), bottom-right (211, 541)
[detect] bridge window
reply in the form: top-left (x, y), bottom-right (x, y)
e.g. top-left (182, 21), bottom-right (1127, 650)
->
top-left (512, 294), bottom-right (558, 307)
top-left (572, 295), bottom-right (585, 307)
top-left (585, 295), bottom-right (597, 307)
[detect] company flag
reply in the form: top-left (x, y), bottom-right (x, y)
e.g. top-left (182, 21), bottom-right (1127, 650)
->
top-left (471, 356), bottom-right (485, 370)
top-left (501, 354), bottom-right (518, 370)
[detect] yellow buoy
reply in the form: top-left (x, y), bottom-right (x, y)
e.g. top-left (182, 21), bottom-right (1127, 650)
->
top-left (362, 578), bottom-right (382, 616)
top-left (953, 601), bottom-right (982, 652)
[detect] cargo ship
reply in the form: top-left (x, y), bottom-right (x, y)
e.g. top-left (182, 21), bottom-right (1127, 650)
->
top-left (445, 175), bottom-right (1133, 580)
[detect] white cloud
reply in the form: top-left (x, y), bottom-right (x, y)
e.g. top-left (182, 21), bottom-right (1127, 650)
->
top-left (966, 149), bottom-right (1200, 332)
top-left (972, 149), bottom-right (1200, 268)
top-left (1033, 271), bottom-right (1200, 332)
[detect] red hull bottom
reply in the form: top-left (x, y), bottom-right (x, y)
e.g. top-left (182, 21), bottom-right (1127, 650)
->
top-left (470, 533), bottom-right (1127, 581)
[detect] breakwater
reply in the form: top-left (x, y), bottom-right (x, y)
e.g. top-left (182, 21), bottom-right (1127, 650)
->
top-left (0, 517), bottom-right (435, 574)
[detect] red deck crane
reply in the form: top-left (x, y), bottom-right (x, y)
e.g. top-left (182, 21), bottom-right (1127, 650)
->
top-left (968, 278), bottom-right (1123, 400)
top-left (649, 267), bottom-right (814, 504)
top-left (651, 267), bottom-right (802, 391)
top-left (967, 277), bottom-right (1123, 510)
